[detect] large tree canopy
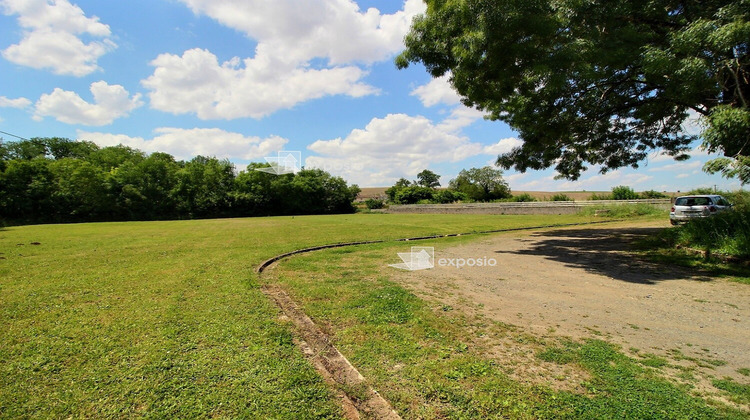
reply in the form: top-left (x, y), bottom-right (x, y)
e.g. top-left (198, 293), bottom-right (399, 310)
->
top-left (397, 0), bottom-right (750, 183)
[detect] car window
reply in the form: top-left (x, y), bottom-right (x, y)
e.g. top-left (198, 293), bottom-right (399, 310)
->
top-left (695, 197), bottom-right (710, 205)
top-left (675, 198), bottom-right (688, 206)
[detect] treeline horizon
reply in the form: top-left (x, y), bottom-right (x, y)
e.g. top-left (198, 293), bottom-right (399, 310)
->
top-left (0, 137), bottom-right (360, 225)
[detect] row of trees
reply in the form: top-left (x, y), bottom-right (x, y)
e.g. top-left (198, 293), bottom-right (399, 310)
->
top-left (384, 167), bottom-right (512, 205)
top-left (380, 169), bottom-right (679, 206)
top-left (0, 138), bottom-right (360, 224)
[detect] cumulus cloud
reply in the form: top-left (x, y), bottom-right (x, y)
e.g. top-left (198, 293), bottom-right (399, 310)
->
top-left (78, 127), bottom-right (288, 161)
top-left (483, 137), bottom-right (523, 155)
top-left (648, 145), bottom-right (711, 164)
top-left (682, 109), bottom-right (704, 137)
top-left (0, 95), bottom-right (31, 108)
top-left (178, 0), bottom-right (425, 65)
top-left (1, 0), bottom-right (116, 76)
top-left (556, 171), bottom-right (654, 191)
top-left (307, 113), bottom-right (484, 186)
top-left (34, 81), bottom-right (143, 126)
top-left (141, 0), bottom-right (425, 119)
top-left (142, 48), bottom-right (377, 120)
top-left (438, 107), bottom-right (487, 132)
top-left (411, 74), bottom-right (461, 107)
top-left (648, 160), bottom-right (704, 172)
top-left (411, 73), bottom-right (488, 131)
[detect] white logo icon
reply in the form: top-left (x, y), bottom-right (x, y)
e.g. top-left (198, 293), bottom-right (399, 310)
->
top-left (389, 246), bottom-right (435, 271)
top-left (255, 151), bottom-right (302, 175)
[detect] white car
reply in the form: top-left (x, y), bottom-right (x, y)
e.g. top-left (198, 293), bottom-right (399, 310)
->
top-left (669, 195), bottom-right (732, 225)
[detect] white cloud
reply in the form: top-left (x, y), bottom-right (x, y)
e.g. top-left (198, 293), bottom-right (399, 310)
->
top-left (0, 95), bottom-right (31, 108)
top-left (411, 74), bottom-right (461, 107)
top-left (142, 48), bottom-right (377, 120)
top-left (509, 168), bottom-right (655, 192)
top-left (78, 128), bottom-right (288, 161)
top-left (438, 106), bottom-right (487, 132)
top-left (648, 145), bottom-right (711, 164)
top-left (483, 137), bottom-right (523, 155)
top-left (141, 0), bottom-right (426, 119)
top-left (34, 81), bottom-right (143, 126)
top-left (410, 74), bottom-right (488, 132)
top-left (178, 0), bottom-right (425, 65)
top-left (649, 160), bottom-right (703, 172)
top-left (556, 171), bottom-right (654, 191)
top-left (307, 113), bottom-right (484, 186)
top-left (1, 0), bottom-right (116, 76)
top-left (682, 109), bottom-right (704, 137)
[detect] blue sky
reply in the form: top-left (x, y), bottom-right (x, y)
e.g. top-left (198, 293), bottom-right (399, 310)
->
top-left (0, 0), bottom-right (742, 191)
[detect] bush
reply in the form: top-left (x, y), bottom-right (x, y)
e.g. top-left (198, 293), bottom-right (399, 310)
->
top-left (550, 193), bottom-right (573, 201)
top-left (431, 190), bottom-right (467, 204)
top-left (687, 187), bottom-right (715, 195)
top-left (724, 190), bottom-right (750, 211)
top-left (673, 209), bottom-right (750, 258)
top-left (611, 185), bottom-right (639, 200)
top-left (590, 192), bottom-right (612, 200)
top-left (508, 193), bottom-right (537, 202)
top-left (365, 198), bottom-right (385, 209)
top-left (394, 185), bottom-right (435, 204)
top-left (640, 190), bottom-right (668, 199)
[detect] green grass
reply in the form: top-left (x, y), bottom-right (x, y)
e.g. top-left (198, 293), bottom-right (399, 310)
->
top-left (269, 237), bottom-right (745, 419)
top-left (634, 227), bottom-right (750, 285)
top-left (579, 203), bottom-right (668, 218)
top-left (1, 212), bottom-right (623, 418)
top-left (712, 378), bottom-right (750, 405)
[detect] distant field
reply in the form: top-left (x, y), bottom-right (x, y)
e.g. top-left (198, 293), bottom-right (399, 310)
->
top-left (1, 213), bottom-right (608, 418)
top-left (357, 188), bottom-right (679, 201)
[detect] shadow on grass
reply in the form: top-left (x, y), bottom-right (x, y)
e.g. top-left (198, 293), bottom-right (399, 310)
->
top-left (493, 227), bottom-right (715, 285)
top-left (639, 246), bottom-right (750, 285)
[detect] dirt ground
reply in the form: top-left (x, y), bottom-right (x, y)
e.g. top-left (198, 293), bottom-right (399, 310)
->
top-left (393, 220), bottom-right (750, 402)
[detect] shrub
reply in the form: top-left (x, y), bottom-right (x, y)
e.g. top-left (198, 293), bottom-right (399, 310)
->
top-left (431, 190), bottom-right (467, 204)
top-left (394, 185), bottom-right (435, 204)
top-left (385, 178), bottom-right (412, 202)
top-left (611, 185), bottom-right (639, 200)
top-left (590, 192), bottom-right (612, 200)
top-left (673, 209), bottom-right (750, 258)
top-left (687, 187), bottom-right (715, 195)
top-left (640, 190), bottom-right (668, 199)
top-left (550, 193), bottom-right (573, 201)
top-left (724, 191), bottom-right (750, 211)
top-left (508, 193), bottom-right (537, 202)
top-left (365, 198), bottom-right (385, 209)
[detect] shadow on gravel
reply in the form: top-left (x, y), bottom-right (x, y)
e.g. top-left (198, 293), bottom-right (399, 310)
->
top-left (493, 227), bottom-right (712, 285)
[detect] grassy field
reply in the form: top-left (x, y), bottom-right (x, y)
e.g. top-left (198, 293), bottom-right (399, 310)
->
top-left (1, 213), bottom-right (615, 418)
top-left (1, 211), bottom-right (746, 418)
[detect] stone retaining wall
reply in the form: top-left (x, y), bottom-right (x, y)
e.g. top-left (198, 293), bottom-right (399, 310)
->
top-left (382, 199), bottom-right (671, 215)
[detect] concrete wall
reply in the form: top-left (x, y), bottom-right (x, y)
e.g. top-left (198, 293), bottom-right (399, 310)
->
top-left (383, 199), bottom-right (671, 215)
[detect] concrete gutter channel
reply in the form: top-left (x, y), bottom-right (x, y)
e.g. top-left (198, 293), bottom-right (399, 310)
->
top-left (255, 219), bottom-right (625, 419)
